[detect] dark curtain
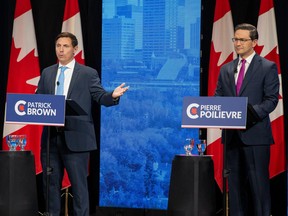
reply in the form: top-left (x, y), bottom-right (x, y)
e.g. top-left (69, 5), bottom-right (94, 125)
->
top-left (0, 0), bottom-right (287, 215)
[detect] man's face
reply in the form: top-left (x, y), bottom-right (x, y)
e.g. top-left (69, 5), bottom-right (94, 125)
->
top-left (55, 37), bottom-right (78, 65)
top-left (233, 29), bottom-right (257, 59)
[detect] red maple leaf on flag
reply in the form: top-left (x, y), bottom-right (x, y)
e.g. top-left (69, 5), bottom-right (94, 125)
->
top-left (256, 0), bottom-right (286, 178)
top-left (2, 0), bottom-right (43, 174)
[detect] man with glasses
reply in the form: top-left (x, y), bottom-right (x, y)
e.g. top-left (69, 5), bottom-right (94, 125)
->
top-left (215, 23), bottom-right (279, 216)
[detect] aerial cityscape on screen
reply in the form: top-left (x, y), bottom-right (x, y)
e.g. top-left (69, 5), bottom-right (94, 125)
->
top-left (100, 0), bottom-right (201, 209)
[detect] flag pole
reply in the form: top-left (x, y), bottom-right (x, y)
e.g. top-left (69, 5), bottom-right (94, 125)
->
top-left (65, 188), bottom-right (69, 216)
top-left (222, 130), bottom-right (230, 216)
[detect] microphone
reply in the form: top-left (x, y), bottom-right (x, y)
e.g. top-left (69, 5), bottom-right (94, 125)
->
top-left (234, 67), bottom-right (238, 74)
top-left (57, 81), bottom-right (60, 86)
top-left (233, 61), bottom-right (239, 73)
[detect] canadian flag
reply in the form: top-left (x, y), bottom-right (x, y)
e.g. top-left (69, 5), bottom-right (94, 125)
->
top-left (61, 0), bottom-right (85, 189)
top-left (206, 0), bottom-right (236, 190)
top-left (62, 0), bottom-right (85, 64)
top-left (2, 0), bottom-right (42, 174)
top-left (255, 0), bottom-right (286, 178)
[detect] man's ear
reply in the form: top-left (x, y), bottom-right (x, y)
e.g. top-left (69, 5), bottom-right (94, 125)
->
top-left (252, 39), bottom-right (258, 48)
top-left (73, 45), bottom-right (78, 54)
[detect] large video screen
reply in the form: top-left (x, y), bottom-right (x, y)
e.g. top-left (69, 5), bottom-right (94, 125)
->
top-left (100, 0), bottom-right (201, 209)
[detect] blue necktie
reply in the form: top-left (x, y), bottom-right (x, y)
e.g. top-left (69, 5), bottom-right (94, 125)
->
top-left (56, 66), bottom-right (67, 95)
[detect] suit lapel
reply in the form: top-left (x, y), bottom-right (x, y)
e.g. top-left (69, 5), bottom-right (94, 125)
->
top-left (229, 59), bottom-right (238, 96)
top-left (67, 62), bottom-right (80, 98)
top-left (239, 54), bottom-right (261, 95)
top-left (49, 64), bottom-right (59, 95)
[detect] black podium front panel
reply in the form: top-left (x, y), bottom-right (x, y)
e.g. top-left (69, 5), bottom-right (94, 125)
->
top-left (168, 155), bottom-right (216, 216)
top-left (0, 151), bottom-right (38, 216)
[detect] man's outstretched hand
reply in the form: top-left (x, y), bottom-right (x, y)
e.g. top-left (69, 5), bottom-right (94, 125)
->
top-left (112, 83), bottom-right (129, 98)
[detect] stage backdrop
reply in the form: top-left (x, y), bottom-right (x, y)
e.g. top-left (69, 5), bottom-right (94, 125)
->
top-left (100, 0), bottom-right (201, 209)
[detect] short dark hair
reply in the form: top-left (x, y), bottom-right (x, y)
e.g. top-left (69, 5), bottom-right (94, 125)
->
top-left (234, 23), bottom-right (259, 40)
top-left (55, 32), bottom-right (78, 47)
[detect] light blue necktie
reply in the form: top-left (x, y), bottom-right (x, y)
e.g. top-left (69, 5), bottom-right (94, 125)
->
top-left (56, 66), bottom-right (67, 95)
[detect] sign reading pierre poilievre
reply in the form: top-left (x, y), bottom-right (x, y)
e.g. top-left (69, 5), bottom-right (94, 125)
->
top-left (182, 96), bottom-right (248, 129)
top-left (5, 93), bottom-right (65, 126)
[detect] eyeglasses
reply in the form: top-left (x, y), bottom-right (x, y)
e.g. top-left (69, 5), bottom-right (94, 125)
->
top-left (232, 38), bottom-right (252, 44)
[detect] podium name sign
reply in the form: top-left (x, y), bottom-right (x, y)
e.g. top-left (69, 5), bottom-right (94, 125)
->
top-left (5, 93), bottom-right (65, 126)
top-left (182, 96), bottom-right (248, 129)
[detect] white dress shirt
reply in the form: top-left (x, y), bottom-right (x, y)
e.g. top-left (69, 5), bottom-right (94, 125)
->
top-left (235, 51), bottom-right (256, 84)
top-left (55, 59), bottom-right (75, 98)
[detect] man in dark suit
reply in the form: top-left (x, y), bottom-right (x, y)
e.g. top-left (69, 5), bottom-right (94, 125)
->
top-left (215, 23), bottom-right (279, 216)
top-left (36, 32), bottom-right (129, 216)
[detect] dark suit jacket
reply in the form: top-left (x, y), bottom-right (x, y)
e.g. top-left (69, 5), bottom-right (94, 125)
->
top-left (215, 54), bottom-right (279, 145)
top-left (37, 62), bottom-right (118, 152)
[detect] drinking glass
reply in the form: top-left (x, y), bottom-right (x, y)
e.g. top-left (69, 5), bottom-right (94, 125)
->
top-left (18, 135), bottom-right (27, 151)
top-left (197, 139), bottom-right (207, 156)
top-left (6, 135), bottom-right (19, 151)
top-left (184, 138), bottom-right (194, 156)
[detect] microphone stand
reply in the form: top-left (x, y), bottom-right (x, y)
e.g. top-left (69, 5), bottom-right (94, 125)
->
top-left (222, 65), bottom-right (236, 215)
top-left (43, 126), bottom-right (52, 216)
top-left (222, 64), bottom-right (237, 215)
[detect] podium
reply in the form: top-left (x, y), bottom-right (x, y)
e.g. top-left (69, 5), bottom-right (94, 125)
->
top-left (167, 155), bottom-right (216, 216)
top-left (5, 93), bottom-right (87, 215)
top-left (179, 96), bottom-right (248, 216)
top-left (0, 151), bottom-right (38, 216)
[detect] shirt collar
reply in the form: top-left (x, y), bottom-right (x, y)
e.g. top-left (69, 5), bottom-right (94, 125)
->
top-left (239, 51), bottom-right (256, 65)
top-left (58, 59), bottom-right (76, 70)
